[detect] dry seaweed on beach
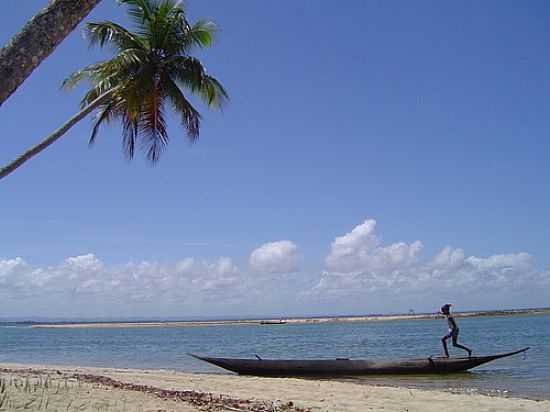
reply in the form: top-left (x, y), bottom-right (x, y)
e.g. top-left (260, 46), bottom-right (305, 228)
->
top-left (75, 373), bottom-right (312, 412)
top-left (2, 364), bottom-right (550, 412)
top-left (0, 367), bottom-right (311, 412)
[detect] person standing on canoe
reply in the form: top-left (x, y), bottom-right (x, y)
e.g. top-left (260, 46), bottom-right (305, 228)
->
top-left (440, 304), bottom-right (472, 358)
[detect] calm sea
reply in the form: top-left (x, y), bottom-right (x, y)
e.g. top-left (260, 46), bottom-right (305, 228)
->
top-left (0, 314), bottom-right (548, 400)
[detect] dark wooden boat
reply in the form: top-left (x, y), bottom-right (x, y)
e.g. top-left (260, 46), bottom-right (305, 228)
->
top-left (189, 347), bottom-right (529, 376)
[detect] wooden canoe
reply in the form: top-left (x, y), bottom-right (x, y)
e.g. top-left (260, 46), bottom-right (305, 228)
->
top-left (189, 347), bottom-right (529, 376)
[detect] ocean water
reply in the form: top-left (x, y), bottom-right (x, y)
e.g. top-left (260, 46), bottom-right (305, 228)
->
top-left (0, 314), bottom-right (548, 400)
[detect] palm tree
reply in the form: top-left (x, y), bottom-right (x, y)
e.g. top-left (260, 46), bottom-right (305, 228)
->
top-left (0, 0), bottom-right (102, 108)
top-left (0, 0), bottom-right (227, 180)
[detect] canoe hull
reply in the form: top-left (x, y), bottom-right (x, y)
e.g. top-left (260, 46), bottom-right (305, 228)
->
top-left (190, 347), bottom-right (529, 377)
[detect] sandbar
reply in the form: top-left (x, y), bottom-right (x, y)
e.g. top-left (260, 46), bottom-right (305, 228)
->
top-left (27, 307), bottom-right (550, 329)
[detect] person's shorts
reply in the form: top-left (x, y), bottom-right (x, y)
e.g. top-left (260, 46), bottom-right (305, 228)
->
top-left (442, 327), bottom-right (459, 339)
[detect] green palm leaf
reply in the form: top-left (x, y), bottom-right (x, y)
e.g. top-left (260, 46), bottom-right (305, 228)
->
top-left (188, 20), bottom-right (217, 48)
top-left (164, 76), bottom-right (200, 139)
top-left (86, 21), bottom-right (145, 51)
top-left (89, 103), bottom-right (114, 145)
top-left (63, 0), bottom-right (227, 163)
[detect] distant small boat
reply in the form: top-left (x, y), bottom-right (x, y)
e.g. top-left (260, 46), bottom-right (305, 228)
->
top-left (190, 347), bottom-right (529, 376)
top-left (259, 320), bottom-right (287, 325)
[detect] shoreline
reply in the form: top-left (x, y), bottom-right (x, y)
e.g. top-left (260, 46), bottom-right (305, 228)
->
top-left (1, 362), bottom-right (549, 411)
top-left (24, 307), bottom-right (550, 329)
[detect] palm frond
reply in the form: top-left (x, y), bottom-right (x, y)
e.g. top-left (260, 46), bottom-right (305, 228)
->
top-left (87, 48), bottom-right (147, 80)
top-left (75, 49), bottom-right (148, 107)
top-left (187, 20), bottom-right (216, 48)
top-left (119, 0), bottom-right (157, 23)
top-left (198, 75), bottom-right (228, 107)
top-left (169, 56), bottom-right (227, 108)
top-left (80, 74), bottom-right (123, 107)
top-left (168, 55), bottom-right (204, 87)
top-left (122, 111), bottom-right (139, 159)
top-left (164, 76), bottom-right (200, 140)
top-left (86, 21), bottom-right (145, 51)
top-left (62, 63), bottom-right (104, 90)
top-left (89, 103), bottom-right (115, 145)
top-left (120, 0), bottom-right (161, 37)
top-left (140, 86), bottom-right (168, 162)
top-left (138, 1), bottom-right (181, 52)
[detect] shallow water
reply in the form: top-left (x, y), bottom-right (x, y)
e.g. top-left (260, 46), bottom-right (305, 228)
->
top-left (0, 314), bottom-right (548, 400)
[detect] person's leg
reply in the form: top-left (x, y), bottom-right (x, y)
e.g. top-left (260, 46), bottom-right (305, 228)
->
top-left (441, 334), bottom-right (451, 357)
top-left (452, 330), bottom-right (472, 356)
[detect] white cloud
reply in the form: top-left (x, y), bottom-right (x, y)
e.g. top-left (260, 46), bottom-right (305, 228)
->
top-left (249, 240), bottom-right (300, 274)
top-left (0, 219), bottom-right (548, 317)
top-left (325, 219), bottom-right (423, 273)
top-left (313, 218), bottom-right (549, 300)
top-left (0, 254), bottom-right (244, 310)
top-left (0, 257), bottom-right (28, 289)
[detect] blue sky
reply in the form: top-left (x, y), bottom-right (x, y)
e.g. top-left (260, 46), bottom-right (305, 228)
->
top-left (1, 1), bottom-right (549, 318)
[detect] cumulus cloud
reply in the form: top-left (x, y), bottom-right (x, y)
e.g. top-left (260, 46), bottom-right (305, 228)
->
top-left (313, 218), bottom-right (549, 299)
top-left (249, 240), bottom-right (300, 274)
top-left (0, 254), bottom-right (243, 307)
top-left (0, 257), bottom-right (28, 289)
top-left (1, 220), bottom-right (548, 317)
top-left (0, 238), bottom-right (302, 317)
top-left (325, 219), bottom-right (423, 273)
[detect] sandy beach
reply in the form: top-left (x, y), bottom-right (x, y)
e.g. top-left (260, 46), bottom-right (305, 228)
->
top-left (1, 363), bottom-right (549, 411)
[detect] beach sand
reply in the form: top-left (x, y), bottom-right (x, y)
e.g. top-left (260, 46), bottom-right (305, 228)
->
top-left (1, 363), bottom-right (549, 411)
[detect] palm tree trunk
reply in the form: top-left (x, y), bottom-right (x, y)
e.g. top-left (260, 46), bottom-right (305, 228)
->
top-left (0, 89), bottom-right (115, 181)
top-left (0, 0), bottom-right (102, 108)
